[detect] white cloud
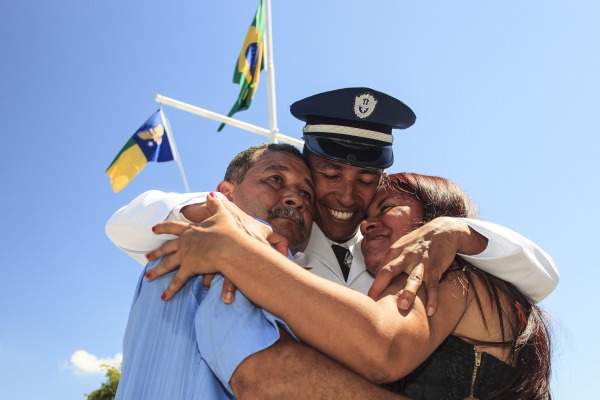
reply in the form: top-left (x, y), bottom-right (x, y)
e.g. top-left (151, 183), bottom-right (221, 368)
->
top-left (69, 350), bottom-right (122, 375)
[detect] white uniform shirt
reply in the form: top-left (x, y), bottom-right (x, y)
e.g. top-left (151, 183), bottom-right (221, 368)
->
top-left (294, 223), bottom-right (374, 293)
top-left (106, 190), bottom-right (559, 302)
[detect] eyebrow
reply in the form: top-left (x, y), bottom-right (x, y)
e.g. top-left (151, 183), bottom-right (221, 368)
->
top-left (264, 164), bottom-right (289, 173)
top-left (378, 195), bottom-right (409, 208)
top-left (357, 169), bottom-right (382, 177)
top-left (265, 164), bottom-right (316, 194)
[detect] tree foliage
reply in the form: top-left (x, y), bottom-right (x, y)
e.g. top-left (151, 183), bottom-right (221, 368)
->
top-left (85, 364), bottom-right (121, 400)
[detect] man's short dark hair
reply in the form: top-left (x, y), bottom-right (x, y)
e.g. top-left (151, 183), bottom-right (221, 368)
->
top-left (224, 143), bottom-right (305, 184)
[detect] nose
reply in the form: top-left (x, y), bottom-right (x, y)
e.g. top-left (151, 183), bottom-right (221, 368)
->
top-left (282, 189), bottom-right (304, 211)
top-left (335, 182), bottom-right (356, 207)
top-left (360, 217), bottom-right (381, 235)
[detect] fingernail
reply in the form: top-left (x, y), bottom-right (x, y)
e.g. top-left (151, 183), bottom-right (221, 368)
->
top-left (145, 272), bottom-right (152, 279)
top-left (427, 307), bottom-right (434, 317)
top-left (224, 292), bottom-right (233, 303)
top-left (145, 253), bottom-right (154, 261)
top-left (151, 225), bottom-right (156, 233)
top-left (399, 300), bottom-right (409, 310)
top-left (161, 293), bottom-right (167, 301)
top-left (209, 192), bottom-right (215, 198)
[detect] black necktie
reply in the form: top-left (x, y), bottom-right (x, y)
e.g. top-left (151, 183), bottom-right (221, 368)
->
top-left (331, 244), bottom-right (350, 281)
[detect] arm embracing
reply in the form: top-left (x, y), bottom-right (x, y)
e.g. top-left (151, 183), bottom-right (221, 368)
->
top-left (105, 190), bottom-right (223, 264)
top-left (211, 236), bottom-right (463, 383)
top-left (459, 218), bottom-right (559, 302)
top-left (151, 197), bottom-right (464, 382)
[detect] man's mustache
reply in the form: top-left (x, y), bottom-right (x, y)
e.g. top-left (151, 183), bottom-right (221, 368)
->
top-left (268, 207), bottom-right (306, 232)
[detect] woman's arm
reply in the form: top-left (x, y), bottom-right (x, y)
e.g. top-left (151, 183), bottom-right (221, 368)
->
top-left (217, 240), bottom-right (469, 382)
top-left (150, 196), bottom-right (470, 382)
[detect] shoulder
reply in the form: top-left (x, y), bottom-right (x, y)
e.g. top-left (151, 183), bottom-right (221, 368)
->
top-left (452, 267), bottom-right (518, 359)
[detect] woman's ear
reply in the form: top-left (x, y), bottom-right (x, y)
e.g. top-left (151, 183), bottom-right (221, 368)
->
top-left (216, 180), bottom-right (235, 201)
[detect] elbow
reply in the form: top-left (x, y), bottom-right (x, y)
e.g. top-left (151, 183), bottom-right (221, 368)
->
top-left (357, 361), bottom-right (390, 385)
top-left (354, 342), bottom-right (409, 384)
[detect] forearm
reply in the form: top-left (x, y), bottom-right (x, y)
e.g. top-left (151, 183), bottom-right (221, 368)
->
top-left (458, 218), bottom-right (559, 302)
top-left (231, 330), bottom-right (411, 400)
top-left (218, 237), bottom-right (427, 382)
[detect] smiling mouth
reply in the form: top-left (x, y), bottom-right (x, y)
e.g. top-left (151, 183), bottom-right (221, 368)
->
top-left (328, 208), bottom-right (354, 221)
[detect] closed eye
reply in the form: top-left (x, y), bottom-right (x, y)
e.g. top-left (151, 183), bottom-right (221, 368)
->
top-left (322, 173), bottom-right (340, 180)
top-left (359, 178), bottom-right (379, 187)
top-left (380, 204), bottom-right (394, 214)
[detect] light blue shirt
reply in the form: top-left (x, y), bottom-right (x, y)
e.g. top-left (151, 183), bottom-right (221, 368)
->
top-left (115, 260), bottom-right (289, 399)
top-left (196, 275), bottom-right (294, 392)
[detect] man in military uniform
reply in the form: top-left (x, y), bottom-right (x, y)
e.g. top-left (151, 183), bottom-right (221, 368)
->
top-left (111, 87), bottom-right (558, 399)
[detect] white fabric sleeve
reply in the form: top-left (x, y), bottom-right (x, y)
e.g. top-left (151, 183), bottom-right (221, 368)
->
top-left (458, 218), bottom-right (559, 303)
top-left (105, 190), bottom-right (227, 265)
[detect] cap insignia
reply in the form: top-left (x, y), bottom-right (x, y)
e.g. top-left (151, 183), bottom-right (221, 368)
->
top-left (353, 93), bottom-right (377, 119)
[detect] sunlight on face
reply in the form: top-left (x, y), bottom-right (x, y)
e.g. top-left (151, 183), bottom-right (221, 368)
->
top-left (307, 153), bottom-right (382, 243)
top-left (360, 187), bottom-right (424, 274)
top-left (231, 150), bottom-right (315, 253)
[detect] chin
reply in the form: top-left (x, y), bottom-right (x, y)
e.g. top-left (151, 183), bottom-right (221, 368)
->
top-left (278, 229), bottom-right (305, 251)
top-left (326, 228), bottom-right (357, 243)
top-left (364, 252), bottom-right (385, 273)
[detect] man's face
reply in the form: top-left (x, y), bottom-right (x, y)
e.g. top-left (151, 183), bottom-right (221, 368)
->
top-left (229, 150), bottom-right (315, 253)
top-left (306, 153), bottom-right (382, 243)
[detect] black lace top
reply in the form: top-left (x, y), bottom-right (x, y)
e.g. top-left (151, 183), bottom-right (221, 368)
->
top-left (385, 335), bottom-right (514, 399)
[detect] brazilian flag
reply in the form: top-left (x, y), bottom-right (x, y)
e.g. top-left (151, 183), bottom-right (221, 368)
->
top-left (106, 110), bottom-right (174, 193)
top-left (218, 0), bottom-right (265, 131)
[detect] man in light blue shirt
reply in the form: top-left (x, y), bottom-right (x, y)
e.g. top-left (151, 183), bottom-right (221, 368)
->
top-left (117, 260), bottom-right (296, 399)
top-left (113, 143), bottom-right (315, 399)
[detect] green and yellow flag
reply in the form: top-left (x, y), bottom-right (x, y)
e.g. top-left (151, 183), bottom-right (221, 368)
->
top-left (218, 0), bottom-right (266, 131)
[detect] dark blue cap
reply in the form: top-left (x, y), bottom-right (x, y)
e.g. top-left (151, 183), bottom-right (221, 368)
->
top-left (290, 87), bottom-right (416, 169)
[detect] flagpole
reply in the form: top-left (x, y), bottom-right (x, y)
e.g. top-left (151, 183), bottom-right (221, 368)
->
top-left (263, 0), bottom-right (279, 144)
top-left (155, 94), bottom-right (304, 147)
top-left (159, 107), bottom-right (191, 193)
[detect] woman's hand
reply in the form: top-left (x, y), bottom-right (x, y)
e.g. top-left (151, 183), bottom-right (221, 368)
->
top-left (368, 217), bottom-right (486, 316)
top-left (145, 194), bottom-right (289, 301)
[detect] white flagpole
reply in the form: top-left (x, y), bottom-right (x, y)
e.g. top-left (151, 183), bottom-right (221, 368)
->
top-left (148, 1), bottom-right (304, 193)
top-left (159, 107), bottom-right (191, 192)
top-left (263, 0), bottom-right (279, 144)
top-left (155, 94), bottom-right (304, 147)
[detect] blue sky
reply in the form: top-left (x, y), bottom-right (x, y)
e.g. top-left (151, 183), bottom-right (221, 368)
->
top-left (1, 1), bottom-right (598, 398)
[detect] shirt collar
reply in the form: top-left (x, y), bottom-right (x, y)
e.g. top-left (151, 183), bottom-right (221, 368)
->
top-left (325, 230), bottom-right (361, 256)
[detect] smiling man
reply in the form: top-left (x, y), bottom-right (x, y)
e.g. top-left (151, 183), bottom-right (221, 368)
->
top-left (290, 87), bottom-right (416, 291)
top-left (289, 88), bottom-right (557, 307)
